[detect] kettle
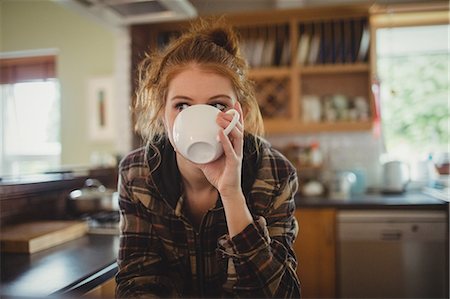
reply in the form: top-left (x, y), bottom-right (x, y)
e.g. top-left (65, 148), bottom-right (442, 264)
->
top-left (381, 160), bottom-right (410, 193)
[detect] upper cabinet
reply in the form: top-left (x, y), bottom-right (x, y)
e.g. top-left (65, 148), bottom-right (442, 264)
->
top-left (130, 4), bottom-right (374, 137)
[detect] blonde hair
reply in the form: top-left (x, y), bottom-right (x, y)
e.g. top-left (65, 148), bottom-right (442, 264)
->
top-left (134, 18), bottom-right (264, 144)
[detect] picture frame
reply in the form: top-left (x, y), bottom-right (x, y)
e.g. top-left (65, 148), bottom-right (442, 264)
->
top-left (87, 76), bottom-right (115, 141)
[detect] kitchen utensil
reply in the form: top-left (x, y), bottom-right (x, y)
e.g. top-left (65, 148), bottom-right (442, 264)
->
top-left (381, 160), bottom-right (410, 193)
top-left (68, 179), bottom-right (118, 215)
top-left (301, 180), bottom-right (325, 197)
top-left (350, 168), bottom-right (367, 195)
top-left (302, 95), bottom-right (321, 123)
top-left (329, 171), bottom-right (356, 200)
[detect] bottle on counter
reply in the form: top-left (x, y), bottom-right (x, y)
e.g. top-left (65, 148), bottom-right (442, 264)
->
top-left (310, 141), bottom-right (323, 167)
top-left (411, 153), bottom-right (439, 189)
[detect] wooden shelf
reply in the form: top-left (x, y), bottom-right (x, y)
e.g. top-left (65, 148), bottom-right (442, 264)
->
top-left (249, 67), bottom-right (291, 78)
top-left (264, 119), bottom-right (373, 134)
top-left (299, 63), bottom-right (370, 74)
top-left (130, 4), bottom-right (375, 137)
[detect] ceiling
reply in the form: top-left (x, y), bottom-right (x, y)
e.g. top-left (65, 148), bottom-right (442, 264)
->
top-left (57, 0), bottom-right (431, 26)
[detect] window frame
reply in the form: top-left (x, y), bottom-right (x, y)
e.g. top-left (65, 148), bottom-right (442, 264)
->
top-left (369, 3), bottom-right (449, 72)
top-left (0, 54), bottom-right (60, 176)
top-left (368, 3), bottom-right (449, 161)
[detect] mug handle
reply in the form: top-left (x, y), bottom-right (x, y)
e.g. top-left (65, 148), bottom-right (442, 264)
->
top-left (222, 109), bottom-right (240, 136)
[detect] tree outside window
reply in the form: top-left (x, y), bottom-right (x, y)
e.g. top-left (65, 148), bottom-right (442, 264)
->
top-left (377, 24), bottom-right (449, 168)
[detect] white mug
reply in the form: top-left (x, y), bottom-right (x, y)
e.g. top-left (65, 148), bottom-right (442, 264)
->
top-left (172, 104), bottom-right (240, 164)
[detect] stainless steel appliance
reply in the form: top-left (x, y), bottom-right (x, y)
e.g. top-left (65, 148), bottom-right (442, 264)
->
top-left (68, 179), bottom-right (119, 215)
top-left (337, 210), bottom-right (448, 298)
top-left (85, 211), bottom-right (120, 235)
top-left (67, 179), bottom-right (120, 235)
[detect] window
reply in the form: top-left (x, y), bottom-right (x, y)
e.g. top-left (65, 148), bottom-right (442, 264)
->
top-left (376, 24), bottom-right (449, 165)
top-left (0, 55), bottom-right (61, 176)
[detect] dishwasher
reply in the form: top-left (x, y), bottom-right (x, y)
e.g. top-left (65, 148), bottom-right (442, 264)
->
top-left (337, 210), bottom-right (448, 298)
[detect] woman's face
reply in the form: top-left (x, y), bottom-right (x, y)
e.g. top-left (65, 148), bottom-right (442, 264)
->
top-left (164, 66), bottom-right (238, 149)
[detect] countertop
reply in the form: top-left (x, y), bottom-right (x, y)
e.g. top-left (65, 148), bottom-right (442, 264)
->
top-left (295, 191), bottom-right (448, 209)
top-left (0, 192), bottom-right (446, 298)
top-left (0, 234), bottom-right (119, 298)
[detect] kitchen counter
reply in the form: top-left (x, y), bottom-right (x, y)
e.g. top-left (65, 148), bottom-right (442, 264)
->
top-left (0, 234), bottom-right (119, 298)
top-left (0, 192), bottom-right (446, 298)
top-left (0, 167), bottom-right (118, 228)
top-left (295, 191), bottom-right (448, 210)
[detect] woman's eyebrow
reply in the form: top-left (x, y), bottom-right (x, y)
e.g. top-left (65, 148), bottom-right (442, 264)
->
top-left (209, 95), bottom-right (233, 101)
top-left (169, 95), bottom-right (194, 102)
top-left (170, 94), bottom-right (233, 102)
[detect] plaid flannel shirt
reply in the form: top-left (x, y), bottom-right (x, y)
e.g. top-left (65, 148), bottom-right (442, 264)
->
top-left (115, 136), bottom-right (300, 298)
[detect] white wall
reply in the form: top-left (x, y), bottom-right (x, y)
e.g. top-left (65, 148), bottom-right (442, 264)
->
top-left (0, 0), bottom-right (131, 167)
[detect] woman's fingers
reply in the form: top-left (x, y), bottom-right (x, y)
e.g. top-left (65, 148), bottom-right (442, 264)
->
top-left (217, 111), bottom-right (244, 157)
top-left (218, 129), bottom-right (237, 159)
top-left (234, 101), bottom-right (244, 127)
top-left (217, 111), bottom-right (243, 130)
top-left (217, 112), bottom-right (243, 138)
top-left (229, 125), bottom-right (243, 156)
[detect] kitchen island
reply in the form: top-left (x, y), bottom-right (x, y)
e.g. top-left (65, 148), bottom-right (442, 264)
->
top-left (0, 234), bottom-right (119, 298)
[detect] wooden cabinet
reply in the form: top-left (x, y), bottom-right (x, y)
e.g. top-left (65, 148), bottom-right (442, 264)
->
top-left (83, 278), bottom-right (116, 298)
top-left (293, 208), bottom-right (337, 298)
top-left (242, 11), bottom-right (373, 134)
top-left (130, 4), bottom-right (374, 138)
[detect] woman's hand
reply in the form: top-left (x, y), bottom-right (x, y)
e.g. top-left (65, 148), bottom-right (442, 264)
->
top-left (198, 101), bottom-right (244, 199)
top-left (199, 102), bottom-right (253, 237)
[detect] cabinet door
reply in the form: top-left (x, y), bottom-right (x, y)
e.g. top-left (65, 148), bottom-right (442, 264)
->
top-left (293, 208), bottom-right (336, 298)
top-left (83, 278), bottom-right (116, 298)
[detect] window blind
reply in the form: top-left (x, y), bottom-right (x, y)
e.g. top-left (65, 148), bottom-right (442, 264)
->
top-left (0, 55), bottom-right (56, 84)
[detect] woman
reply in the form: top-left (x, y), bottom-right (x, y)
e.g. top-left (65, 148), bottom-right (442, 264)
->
top-left (116, 19), bottom-right (301, 298)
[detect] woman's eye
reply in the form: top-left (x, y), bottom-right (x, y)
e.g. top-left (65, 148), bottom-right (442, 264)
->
top-left (210, 103), bottom-right (226, 111)
top-left (175, 103), bottom-right (189, 111)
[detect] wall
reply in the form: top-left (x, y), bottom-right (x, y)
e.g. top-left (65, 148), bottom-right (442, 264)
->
top-left (0, 1), bottom-right (125, 167)
top-left (267, 131), bottom-right (384, 189)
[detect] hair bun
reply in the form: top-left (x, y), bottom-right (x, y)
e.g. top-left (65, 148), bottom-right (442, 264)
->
top-left (192, 19), bottom-right (239, 57)
top-left (207, 27), bottom-right (238, 56)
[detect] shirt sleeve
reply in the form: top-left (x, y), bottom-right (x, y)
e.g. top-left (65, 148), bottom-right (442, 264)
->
top-left (217, 165), bottom-right (301, 298)
top-left (115, 167), bottom-right (179, 298)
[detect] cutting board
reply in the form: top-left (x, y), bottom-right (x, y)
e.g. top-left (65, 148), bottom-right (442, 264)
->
top-left (0, 220), bottom-right (88, 254)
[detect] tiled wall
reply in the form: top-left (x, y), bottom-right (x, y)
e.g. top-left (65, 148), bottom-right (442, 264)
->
top-left (267, 131), bottom-right (384, 189)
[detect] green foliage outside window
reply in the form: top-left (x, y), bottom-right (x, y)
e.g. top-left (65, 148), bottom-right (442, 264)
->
top-left (378, 37), bottom-right (449, 159)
